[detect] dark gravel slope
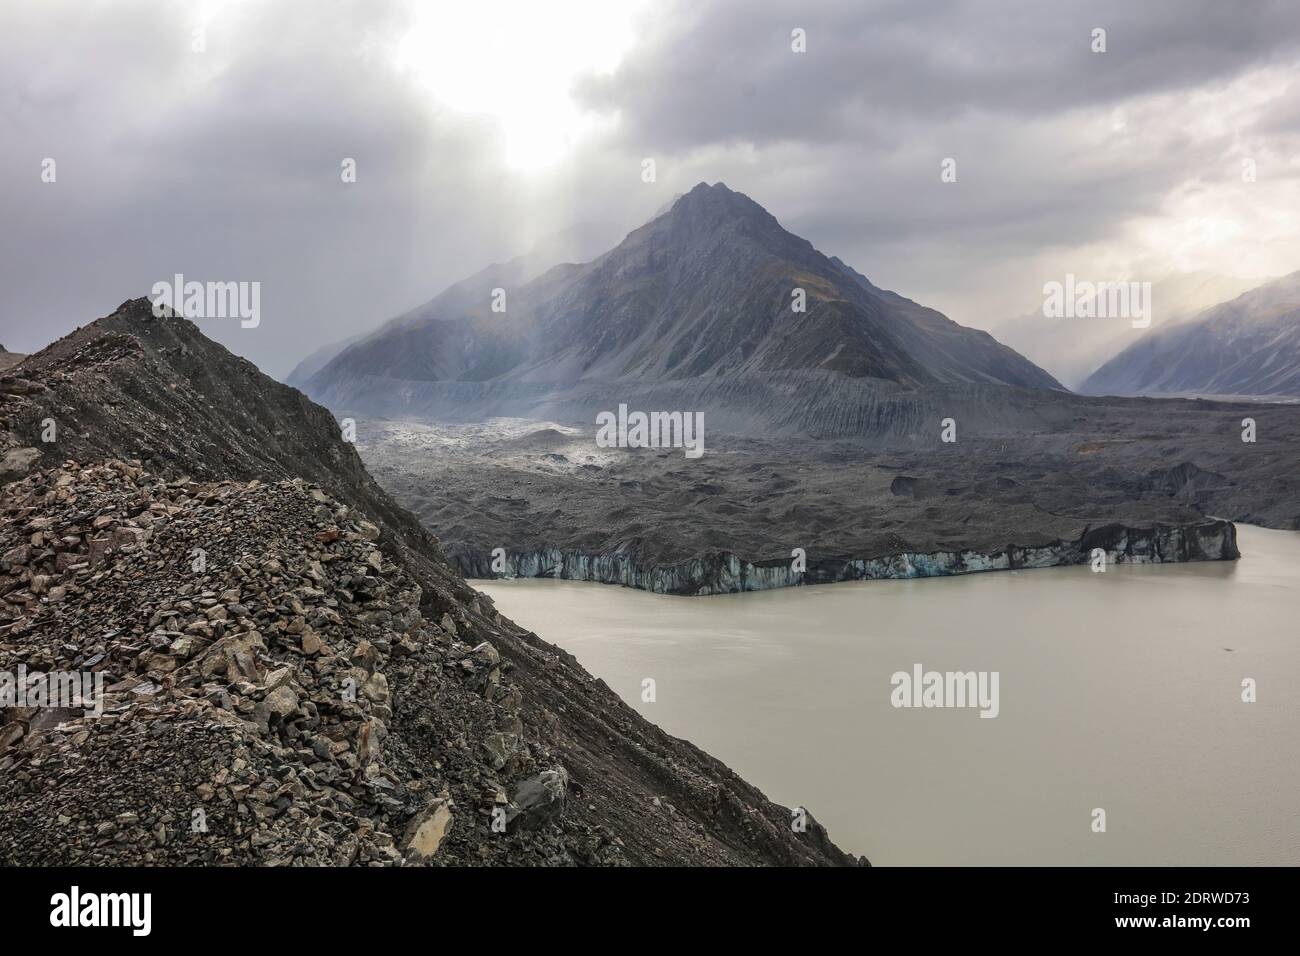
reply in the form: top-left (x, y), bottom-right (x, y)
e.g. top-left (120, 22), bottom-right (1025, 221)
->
top-left (0, 299), bottom-right (860, 866)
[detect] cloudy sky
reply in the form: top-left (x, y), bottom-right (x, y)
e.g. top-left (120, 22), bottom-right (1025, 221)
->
top-left (3, 0), bottom-right (1299, 377)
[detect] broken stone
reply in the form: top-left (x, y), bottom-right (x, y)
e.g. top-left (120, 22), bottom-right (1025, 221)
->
top-left (401, 799), bottom-right (453, 862)
top-left (506, 767), bottom-right (569, 830)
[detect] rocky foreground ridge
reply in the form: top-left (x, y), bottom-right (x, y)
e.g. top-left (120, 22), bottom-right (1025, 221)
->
top-left (0, 301), bottom-right (859, 866)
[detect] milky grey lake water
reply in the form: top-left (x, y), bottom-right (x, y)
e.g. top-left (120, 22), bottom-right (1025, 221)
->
top-left (475, 524), bottom-right (1300, 865)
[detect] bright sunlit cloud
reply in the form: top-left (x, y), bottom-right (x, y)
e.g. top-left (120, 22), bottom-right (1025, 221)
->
top-left (395, 0), bottom-right (647, 171)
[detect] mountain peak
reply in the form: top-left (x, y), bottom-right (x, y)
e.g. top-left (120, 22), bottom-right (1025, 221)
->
top-left (671, 181), bottom-right (755, 214)
top-left (686, 180), bottom-right (734, 196)
top-left (653, 181), bottom-right (786, 243)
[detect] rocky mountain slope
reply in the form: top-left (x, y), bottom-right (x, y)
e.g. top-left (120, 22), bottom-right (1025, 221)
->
top-left (303, 183), bottom-right (1063, 431)
top-left (0, 299), bottom-right (859, 866)
top-left (1082, 270), bottom-right (1300, 397)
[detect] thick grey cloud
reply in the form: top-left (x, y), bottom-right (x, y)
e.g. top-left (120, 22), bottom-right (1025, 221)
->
top-left (575, 0), bottom-right (1300, 333)
top-left (579, 0), bottom-right (1300, 146)
top-left (0, 0), bottom-right (590, 375)
top-left (1, 0), bottom-right (1298, 378)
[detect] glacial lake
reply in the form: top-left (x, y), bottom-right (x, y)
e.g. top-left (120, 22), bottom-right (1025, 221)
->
top-left (476, 524), bottom-right (1300, 865)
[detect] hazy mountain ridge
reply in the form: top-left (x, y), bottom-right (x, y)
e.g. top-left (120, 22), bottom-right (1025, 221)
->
top-left (286, 221), bottom-right (617, 390)
top-left (0, 344), bottom-right (23, 374)
top-left (992, 271), bottom-right (1271, 389)
top-left (1082, 270), bottom-right (1300, 397)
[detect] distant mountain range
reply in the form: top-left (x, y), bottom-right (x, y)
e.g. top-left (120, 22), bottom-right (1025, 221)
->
top-left (990, 271), bottom-right (1270, 390)
top-left (1082, 270), bottom-right (1300, 398)
top-left (0, 344), bottom-right (23, 373)
top-left (301, 183), bottom-right (1064, 433)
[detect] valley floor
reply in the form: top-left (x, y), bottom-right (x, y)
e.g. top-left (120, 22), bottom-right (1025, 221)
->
top-left (350, 412), bottom-right (1299, 595)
